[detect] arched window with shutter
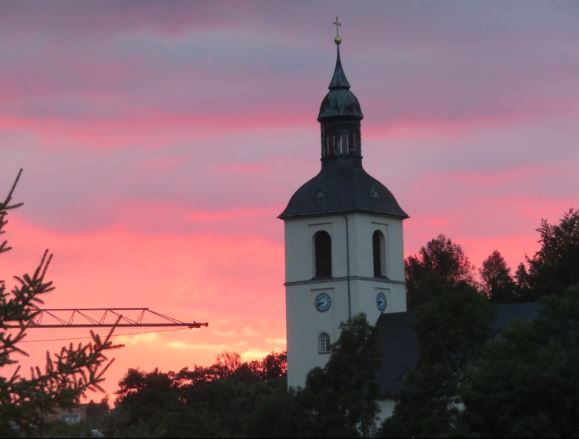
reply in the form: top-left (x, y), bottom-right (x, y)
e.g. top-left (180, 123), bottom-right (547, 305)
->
top-left (314, 231), bottom-right (332, 279)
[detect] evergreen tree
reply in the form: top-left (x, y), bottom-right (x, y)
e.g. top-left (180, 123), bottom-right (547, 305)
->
top-left (0, 170), bottom-right (120, 437)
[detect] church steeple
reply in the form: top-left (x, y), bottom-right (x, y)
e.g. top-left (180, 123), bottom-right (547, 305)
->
top-left (281, 19), bottom-right (408, 390)
top-left (279, 20), bottom-right (408, 221)
top-left (317, 24), bottom-right (363, 160)
top-left (328, 46), bottom-right (351, 89)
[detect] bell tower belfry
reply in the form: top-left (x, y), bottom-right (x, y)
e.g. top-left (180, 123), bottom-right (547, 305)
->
top-left (279, 23), bottom-right (409, 389)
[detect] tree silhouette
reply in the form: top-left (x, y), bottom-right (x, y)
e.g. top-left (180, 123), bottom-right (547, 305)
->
top-left (526, 209), bottom-right (579, 298)
top-left (112, 350), bottom-right (288, 437)
top-left (0, 170), bottom-right (120, 436)
top-left (298, 314), bottom-right (380, 437)
top-left (405, 234), bottom-right (475, 309)
top-left (480, 250), bottom-right (517, 303)
top-left (458, 283), bottom-right (579, 437)
top-left (382, 285), bottom-right (494, 437)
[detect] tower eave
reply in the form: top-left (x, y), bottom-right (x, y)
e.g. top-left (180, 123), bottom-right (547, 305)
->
top-left (278, 160), bottom-right (409, 220)
top-left (278, 209), bottom-right (410, 221)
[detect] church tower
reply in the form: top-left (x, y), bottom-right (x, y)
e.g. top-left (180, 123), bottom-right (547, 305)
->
top-left (279, 25), bottom-right (409, 389)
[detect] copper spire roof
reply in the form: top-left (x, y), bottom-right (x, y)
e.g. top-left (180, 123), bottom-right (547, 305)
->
top-left (317, 43), bottom-right (363, 122)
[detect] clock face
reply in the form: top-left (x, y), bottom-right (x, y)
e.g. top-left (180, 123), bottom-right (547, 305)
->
top-left (315, 293), bottom-right (332, 312)
top-left (376, 292), bottom-right (387, 312)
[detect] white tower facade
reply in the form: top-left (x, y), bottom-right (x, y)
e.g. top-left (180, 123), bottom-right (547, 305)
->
top-left (279, 39), bottom-right (408, 389)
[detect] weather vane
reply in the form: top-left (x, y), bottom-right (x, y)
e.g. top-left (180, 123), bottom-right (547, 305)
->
top-left (333, 16), bottom-right (342, 45)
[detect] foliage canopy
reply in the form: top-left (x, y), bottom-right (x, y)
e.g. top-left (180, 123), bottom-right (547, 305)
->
top-left (457, 283), bottom-right (579, 437)
top-left (480, 250), bottom-right (517, 303)
top-left (405, 234), bottom-right (475, 309)
top-left (526, 208), bottom-right (579, 298)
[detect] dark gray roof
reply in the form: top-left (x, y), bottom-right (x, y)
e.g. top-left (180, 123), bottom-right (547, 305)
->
top-left (374, 312), bottom-right (419, 395)
top-left (494, 302), bottom-right (541, 331)
top-left (374, 302), bottom-right (541, 396)
top-left (318, 88), bottom-right (363, 121)
top-left (328, 46), bottom-right (350, 89)
top-left (318, 46), bottom-right (363, 122)
top-left (278, 158), bottom-right (409, 220)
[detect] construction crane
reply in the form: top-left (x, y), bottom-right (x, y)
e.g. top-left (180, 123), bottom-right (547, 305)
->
top-left (5, 308), bottom-right (208, 329)
top-left (1, 171), bottom-right (209, 333)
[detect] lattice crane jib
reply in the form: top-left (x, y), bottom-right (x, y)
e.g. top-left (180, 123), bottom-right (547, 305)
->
top-left (4, 308), bottom-right (209, 329)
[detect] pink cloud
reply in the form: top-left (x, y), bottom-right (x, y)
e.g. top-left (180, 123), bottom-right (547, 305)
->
top-left (3, 215), bottom-right (285, 399)
top-left (188, 207), bottom-right (276, 222)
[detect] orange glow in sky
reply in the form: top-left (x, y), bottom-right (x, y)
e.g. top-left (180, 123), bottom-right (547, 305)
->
top-left (2, 1), bottom-right (578, 400)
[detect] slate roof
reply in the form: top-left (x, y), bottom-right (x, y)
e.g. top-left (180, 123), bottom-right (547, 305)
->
top-left (278, 158), bottom-right (409, 220)
top-left (373, 302), bottom-right (541, 396)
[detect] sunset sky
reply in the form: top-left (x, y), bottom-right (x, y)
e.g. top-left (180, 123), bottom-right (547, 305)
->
top-left (1, 1), bottom-right (578, 400)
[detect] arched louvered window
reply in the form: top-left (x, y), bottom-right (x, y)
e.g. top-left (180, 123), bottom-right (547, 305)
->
top-left (373, 230), bottom-right (386, 277)
top-left (314, 231), bottom-right (332, 279)
top-left (318, 333), bottom-right (331, 354)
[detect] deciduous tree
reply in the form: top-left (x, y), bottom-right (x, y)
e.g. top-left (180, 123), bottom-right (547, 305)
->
top-left (298, 314), bottom-right (380, 437)
top-left (111, 350), bottom-right (289, 437)
top-left (457, 283), bottom-right (579, 437)
top-left (405, 234), bottom-right (475, 309)
top-left (515, 262), bottom-right (532, 299)
top-left (480, 250), bottom-right (517, 303)
top-left (382, 285), bottom-right (494, 437)
top-left (526, 209), bottom-right (579, 298)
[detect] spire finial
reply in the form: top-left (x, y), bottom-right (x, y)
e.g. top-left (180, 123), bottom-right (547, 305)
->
top-left (327, 17), bottom-right (350, 90)
top-left (333, 16), bottom-right (342, 45)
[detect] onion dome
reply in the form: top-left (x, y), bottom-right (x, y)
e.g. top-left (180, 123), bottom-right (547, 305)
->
top-left (317, 45), bottom-right (363, 122)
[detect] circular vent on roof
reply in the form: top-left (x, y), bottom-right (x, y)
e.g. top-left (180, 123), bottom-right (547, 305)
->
top-left (316, 189), bottom-right (326, 199)
top-left (370, 187), bottom-right (379, 199)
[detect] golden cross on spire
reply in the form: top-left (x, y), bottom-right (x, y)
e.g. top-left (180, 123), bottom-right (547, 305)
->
top-left (333, 16), bottom-right (342, 45)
